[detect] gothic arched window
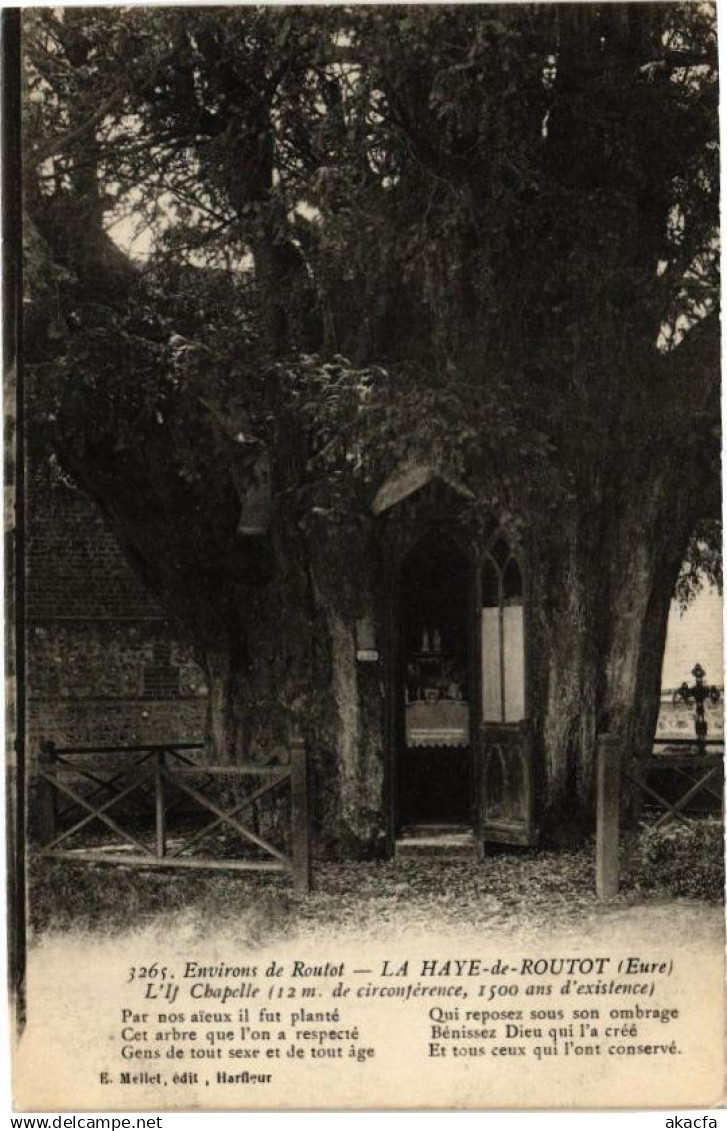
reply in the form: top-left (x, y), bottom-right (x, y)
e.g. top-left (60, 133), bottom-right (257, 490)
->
top-left (481, 535), bottom-right (526, 723)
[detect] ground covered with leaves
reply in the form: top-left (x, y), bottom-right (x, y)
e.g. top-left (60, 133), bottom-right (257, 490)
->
top-left (29, 823), bottom-right (724, 946)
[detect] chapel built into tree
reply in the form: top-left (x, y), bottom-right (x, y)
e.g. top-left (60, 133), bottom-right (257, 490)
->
top-left (23, 3), bottom-right (721, 856)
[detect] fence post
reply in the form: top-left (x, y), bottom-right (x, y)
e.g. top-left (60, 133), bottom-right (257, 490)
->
top-left (155, 750), bottom-right (166, 858)
top-left (596, 733), bottom-right (621, 899)
top-left (291, 738), bottom-right (311, 894)
top-left (38, 740), bottom-right (57, 846)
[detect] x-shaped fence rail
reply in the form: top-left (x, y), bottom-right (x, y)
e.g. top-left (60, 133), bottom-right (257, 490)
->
top-left (624, 739), bottom-right (723, 830)
top-left (36, 740), bottom-right (311, 893)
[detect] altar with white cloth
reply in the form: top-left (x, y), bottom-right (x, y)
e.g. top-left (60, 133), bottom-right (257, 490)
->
top-left (405, 700), bottom-right (470, 748)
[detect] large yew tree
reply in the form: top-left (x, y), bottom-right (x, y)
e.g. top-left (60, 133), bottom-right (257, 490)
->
top-left (23, 5), bottom-right (720, 844)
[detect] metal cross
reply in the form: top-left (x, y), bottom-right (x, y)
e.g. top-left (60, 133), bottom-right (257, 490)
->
top-left (673, 663), bottom-right (721, 752)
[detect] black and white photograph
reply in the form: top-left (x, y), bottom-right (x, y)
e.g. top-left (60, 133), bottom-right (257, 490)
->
top-left (5, 1), bottom-right (725, 1112)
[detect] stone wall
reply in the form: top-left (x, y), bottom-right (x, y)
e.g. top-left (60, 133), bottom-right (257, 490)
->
top-left (656, 696), bottom-right (723, 740)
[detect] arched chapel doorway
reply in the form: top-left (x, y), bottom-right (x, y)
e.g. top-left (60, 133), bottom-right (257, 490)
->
top-left (375, 468), bottom-right (537, 853)
top-left (387, 522), bottom-right (536, 851)
top-left (397, 532), bottom-right (474, 827)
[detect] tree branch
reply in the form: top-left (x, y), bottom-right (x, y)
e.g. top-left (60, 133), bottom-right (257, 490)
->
top-left (661, 307), bottom-right (721, 416)
top-left (28, 82), bottom-right (128, 167)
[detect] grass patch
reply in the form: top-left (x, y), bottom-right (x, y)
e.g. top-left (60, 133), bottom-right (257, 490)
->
top-left (623, 819), bottom-right (725, 903)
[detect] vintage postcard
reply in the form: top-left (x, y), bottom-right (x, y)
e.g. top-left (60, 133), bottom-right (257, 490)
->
top-left (6, 1), bottom-right (724, 1112)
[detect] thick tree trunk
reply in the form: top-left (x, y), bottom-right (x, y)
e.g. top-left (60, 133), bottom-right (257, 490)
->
top-left (204, 648), bottom-right (245, 762)
top-left (187, 512), bottom-right (387, 854)
top-left (534, 507), bottom-right (602, 837)
top-left (602, 474), bottom-right (688, 747)
top-left (535, 450), bottom-right (711, 835)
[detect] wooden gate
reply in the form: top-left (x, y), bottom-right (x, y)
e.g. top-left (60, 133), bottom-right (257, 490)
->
top-left (36, 739), bottom-right (311, 892)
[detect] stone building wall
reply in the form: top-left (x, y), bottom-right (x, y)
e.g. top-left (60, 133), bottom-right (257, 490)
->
top-left (26, 465), bottom-right (207, 752)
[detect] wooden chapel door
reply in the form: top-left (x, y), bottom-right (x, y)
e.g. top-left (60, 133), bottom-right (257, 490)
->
top-left (476, 532), bottom-right (537, 846)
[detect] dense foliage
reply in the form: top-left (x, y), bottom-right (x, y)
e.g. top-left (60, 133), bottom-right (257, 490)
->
top-left (25, 5), bottom-right (719, 502)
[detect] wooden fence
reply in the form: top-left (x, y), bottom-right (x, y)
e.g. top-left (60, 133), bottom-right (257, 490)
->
top-left (628, 739), bottom-right (723, 827)
top-left (595, 733), bottom-right (723, 899)
top-left (36, 738), bottom-right (311, 893)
